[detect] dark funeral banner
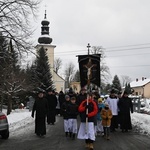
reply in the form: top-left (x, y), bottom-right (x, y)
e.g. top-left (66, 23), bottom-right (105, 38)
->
top-left (78, 54), bottom-right (100, 88)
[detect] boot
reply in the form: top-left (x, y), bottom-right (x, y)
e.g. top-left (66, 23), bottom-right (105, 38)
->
top-left (107, 136), bottom-right (110, 140)
top-left (69, 132), bottom-right (72, 138)
top-left (65, 132), bottom-right (68, 137)
top-left (85, 143), bottom-right (90, 148)
top-left (72, 133), bottom-right (75, 140)
top-left (89, 143), bottom-right (94, 150)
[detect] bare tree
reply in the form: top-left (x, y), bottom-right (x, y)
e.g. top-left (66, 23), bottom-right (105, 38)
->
top-left (54, 57), bottom-right (62, 74)
top-left (0, 0), bottom-right (40, 53)
top-left (72, 70), bottom-right (80, 82)
top-left (91, 46), bottom-right (111, 85)
top-left (64, 62), bottom-right (75, 88)
top-left (121, 75), bottom-right (132, 87)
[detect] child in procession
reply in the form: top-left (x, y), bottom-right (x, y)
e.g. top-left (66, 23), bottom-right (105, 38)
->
top-left (61, 95), bottom-right (70, 137)
top-left (77, 93), bottom-right (98, 150)
top-left (96, 98), bottom-right (105, 136)
top-left (67, 97), bottom-right (78, 139)
top-left (101, 103), bottom-right (113, 140)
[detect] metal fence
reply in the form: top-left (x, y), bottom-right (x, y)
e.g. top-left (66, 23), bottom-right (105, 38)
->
top-left (131, 97), bottom-right (141, 113)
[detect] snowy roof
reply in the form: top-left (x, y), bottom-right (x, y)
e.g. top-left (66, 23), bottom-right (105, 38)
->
top-left (130, 78), bottom-right (150, 88)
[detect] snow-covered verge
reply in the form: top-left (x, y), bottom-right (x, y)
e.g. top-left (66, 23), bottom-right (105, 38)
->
top-left (3, 109), bottom-right (34, 132)
top-left (131, 113), bottom-right (150, 136)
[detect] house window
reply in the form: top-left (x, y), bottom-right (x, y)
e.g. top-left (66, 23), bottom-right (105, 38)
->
top-left (135, 92), bottom-right (138, 95)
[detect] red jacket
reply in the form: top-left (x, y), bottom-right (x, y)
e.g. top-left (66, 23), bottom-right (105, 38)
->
top-left (78, 99), bottom-right (98, 122)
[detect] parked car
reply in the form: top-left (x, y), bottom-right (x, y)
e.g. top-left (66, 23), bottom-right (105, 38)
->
top-left (0, 111), bottom-right (9, 139)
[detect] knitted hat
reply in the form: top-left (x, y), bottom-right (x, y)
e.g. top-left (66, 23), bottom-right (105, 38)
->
top-left (98, 98), bottom-right (103, 103)
top-left (65, 95), bottom-right (70, 99)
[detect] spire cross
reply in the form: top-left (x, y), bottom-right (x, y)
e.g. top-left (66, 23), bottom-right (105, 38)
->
top-left (44, 5), bottom-right (47, 19)
top-left (87, 43), bottom-right (91, 55)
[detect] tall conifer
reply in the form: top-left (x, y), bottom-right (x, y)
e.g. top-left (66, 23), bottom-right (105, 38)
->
top-left (33, 46), bottom-right (54, 91)
top-left (111, 75), bottom-right (122, 92)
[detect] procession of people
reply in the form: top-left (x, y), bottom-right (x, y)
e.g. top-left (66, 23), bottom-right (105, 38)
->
top-left (31, 87), bottom-right (133, 150)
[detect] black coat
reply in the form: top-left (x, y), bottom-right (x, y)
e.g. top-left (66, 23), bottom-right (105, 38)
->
top-left (46, 94), bottom-right (57, 110)
top-left (58, 93), bottom-right (66, 107)
top-left (32, 97), bottom-right (48, 135)
top-left (76, 93), bottom-right (87, 105)
top-left (46, 94), bottom-right (57, 124)
top-left (118, 96), bottom-right (133, 130)
top-left (61, 101), bottom-right (70, 119)
top-left (67, 103), bottom-right (78, 119)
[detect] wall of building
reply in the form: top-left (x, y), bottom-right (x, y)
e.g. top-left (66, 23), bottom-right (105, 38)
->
top-left (132, 83), bottom-right (150, 98)
top-left (143, 83), bottom-right (150, 98)
top-left (53, 72), bottom-right (65, 93)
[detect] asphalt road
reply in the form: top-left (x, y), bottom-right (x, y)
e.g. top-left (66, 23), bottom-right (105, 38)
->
top-left (0, 116), bottom-right (150, 150)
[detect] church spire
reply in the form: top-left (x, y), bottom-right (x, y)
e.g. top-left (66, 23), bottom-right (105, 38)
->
top-left (38, 10), bottom-right (52, 44)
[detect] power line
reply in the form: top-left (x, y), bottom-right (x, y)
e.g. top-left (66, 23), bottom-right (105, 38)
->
top-left (105, 43), bottom-right (150, 49)
top-left (105, 46), bottom-right (150, 52)
top-left (54, 45), bottom-right (150, 55)
top-left (106, 52), bottom-right (150, 58)
top-left (54, 51), bottom-right (150, 58)
top-left (109, 64), bottom-right (150, 68)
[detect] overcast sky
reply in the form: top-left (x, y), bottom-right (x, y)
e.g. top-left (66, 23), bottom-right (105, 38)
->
top-left (31, 0), bottom-right (150, 82)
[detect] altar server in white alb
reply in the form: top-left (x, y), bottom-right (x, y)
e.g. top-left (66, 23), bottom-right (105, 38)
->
top-left (77, 93), bottom-right (98, 150)
top-left (106, 89), bottom-right (119, 132)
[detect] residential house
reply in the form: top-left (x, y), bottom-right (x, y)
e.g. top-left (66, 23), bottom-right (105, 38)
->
top-left (130, 77), bottom-right (150, 98)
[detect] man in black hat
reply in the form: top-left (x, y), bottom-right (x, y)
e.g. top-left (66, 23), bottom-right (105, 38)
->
top-left (118, 91), bottom-right (133, 132)
top-left (46, 89), bottom-right (57, 125)
top-left (31, 89), bottom-right (48, 137)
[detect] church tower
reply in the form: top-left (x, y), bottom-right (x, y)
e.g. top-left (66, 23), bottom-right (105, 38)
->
top-left (35, 11), bottom-right (65, 92)
top-left (35, 10), bottom-right (56, 77)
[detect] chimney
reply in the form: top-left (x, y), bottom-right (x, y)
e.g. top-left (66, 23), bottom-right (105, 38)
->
top-left (136, 78), bottom-right (138, 82)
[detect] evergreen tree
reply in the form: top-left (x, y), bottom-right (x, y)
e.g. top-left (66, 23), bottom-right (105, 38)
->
top-left (124, 83), bottom-right (132, 94)
top-left (32, 46), bottom-right (54, 91)
top-left (111, 75), bottom-right (122, 93)
top-left (102, 83), bottom-right (112, 95)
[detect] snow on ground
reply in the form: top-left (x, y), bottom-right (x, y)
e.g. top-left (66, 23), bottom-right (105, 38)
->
top-left (3, 109), bottom-right (34, 133)
top-left (2, 99), bottom-right (150, 136)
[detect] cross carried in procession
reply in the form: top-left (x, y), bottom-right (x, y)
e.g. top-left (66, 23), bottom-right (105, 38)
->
top-left (77, 43), bottom-right (101, 88)
top-left (83, 58), bottom-right (97, 85)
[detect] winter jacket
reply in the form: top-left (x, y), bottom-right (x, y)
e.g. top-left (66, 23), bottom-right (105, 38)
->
top-left (97, 103), bottom-right (105, 121)
top-left (61, 101), bottom-right (70, 119)
top-left (101, 108), bottom-right (112, 127)
top-left (78, 99), bottom-right (98, 122)
top-left (67, 103), bottom-right (78, 119)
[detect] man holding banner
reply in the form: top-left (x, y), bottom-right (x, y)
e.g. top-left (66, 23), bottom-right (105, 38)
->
top-left (77, 54), bottom-right (100, 150)
top-left (77, 93), bottom-right (98, 149)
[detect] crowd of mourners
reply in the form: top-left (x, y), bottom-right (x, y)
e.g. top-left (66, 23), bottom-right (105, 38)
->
top-left (31, 88), bottom-right (133, 150)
